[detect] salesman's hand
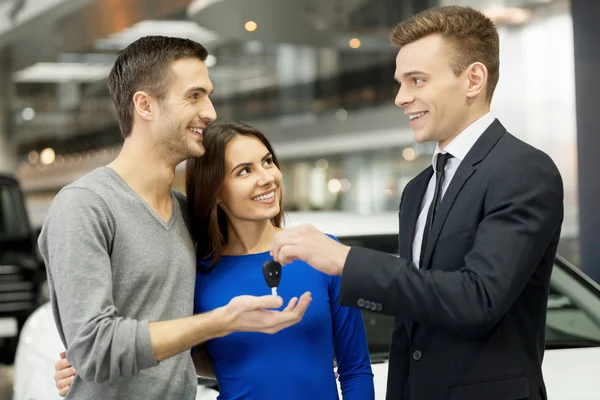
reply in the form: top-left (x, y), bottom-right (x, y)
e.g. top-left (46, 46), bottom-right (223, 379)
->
top-left (54, 351), bottom-right (75, 397)
top-left (223, 292), bottom-right (312, 335)
top-left (271, 224), bottom-right (350, 275)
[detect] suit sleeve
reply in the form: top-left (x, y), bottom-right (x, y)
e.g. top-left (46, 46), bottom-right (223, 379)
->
top-left (38, 188), bottom-right (158, 383)
top-left (339, 154), bottom-right (564, 336)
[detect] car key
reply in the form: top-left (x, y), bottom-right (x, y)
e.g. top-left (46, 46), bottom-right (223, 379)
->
top-left (262, 260), bottom-right (282, 296)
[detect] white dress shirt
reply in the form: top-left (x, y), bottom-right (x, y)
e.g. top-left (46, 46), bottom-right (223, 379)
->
top-left (411, 112), bottom-right (495, 268)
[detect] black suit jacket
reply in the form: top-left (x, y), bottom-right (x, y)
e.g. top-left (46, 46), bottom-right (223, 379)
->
top-left (339, 120), bottom-right (564, 400)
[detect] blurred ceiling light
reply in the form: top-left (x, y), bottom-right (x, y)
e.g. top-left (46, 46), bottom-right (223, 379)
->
top-left (402, 147), bottom-right (418, 161)
top-left (340, 179), bottom-right (351, 192)
top-left (14, 63), bottom-right (112, 83)
top-left (316, 159), bottom-right (329, 170)
top-left (483, 7), bottom-right (532, 25)
top-left (95, 20), bottom-right (219, 50)
top-left (245, 21), bottom-right (258, 32)
top-left (205, 54), bottom-right (217, 67)
top-left (39, 148), bottom-right (56, 165)
top-left (27, 151), bottom-right (39, 164)
top-left (335, 108), bottom-right (348, 121)
top-left (349, 38), bottom-right (361, 49)
top-left (328, 179), bottom-right (342, 194)
top-left (21, 107), bottom-right (35, 121)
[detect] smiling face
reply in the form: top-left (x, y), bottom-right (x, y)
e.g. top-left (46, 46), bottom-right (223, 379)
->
top-left (217, 134), bottom-right (283, 224)
top-left (152, 57), bottom-right (216, 160)
top-left (394, 34), bottom-right (476, 147)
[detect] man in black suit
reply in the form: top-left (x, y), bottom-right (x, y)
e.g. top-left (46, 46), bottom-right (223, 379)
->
top-left (271, 5), bottom-right (564, 400)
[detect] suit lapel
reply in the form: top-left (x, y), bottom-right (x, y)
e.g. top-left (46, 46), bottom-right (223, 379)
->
top-left (421, 119), bottom-right (507, 270)
top-left (398, 168), bottom-right (432, 340)
top-left (399, 168), bottom-right (433, 261)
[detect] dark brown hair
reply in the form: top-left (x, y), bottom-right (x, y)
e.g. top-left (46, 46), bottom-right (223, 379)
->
top-left (107, 35), bottom-right (208, 138)
top-left (186, 121), bottom-right (284, 269)
top-left (391, 5), bottom-right (500, 100)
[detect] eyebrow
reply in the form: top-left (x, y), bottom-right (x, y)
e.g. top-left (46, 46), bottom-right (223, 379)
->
top-left (231, 152), bottom-right (272, 174)
top-left (394, 70), bottom-right (429, 81)
top-left (185, 86), bottom-right (214, 96)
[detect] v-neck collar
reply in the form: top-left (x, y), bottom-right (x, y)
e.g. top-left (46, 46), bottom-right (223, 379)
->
top-left (101, 167), bottom-right (178, 230)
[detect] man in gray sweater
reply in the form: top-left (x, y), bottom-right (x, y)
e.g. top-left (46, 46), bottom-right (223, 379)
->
top-left (38, 36), bottom-right (312, 400)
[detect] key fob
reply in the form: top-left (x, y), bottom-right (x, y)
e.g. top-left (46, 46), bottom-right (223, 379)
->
top-left (262, 260), bottom-right (282, 288)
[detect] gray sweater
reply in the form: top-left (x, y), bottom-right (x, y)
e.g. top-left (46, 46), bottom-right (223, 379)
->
top-left (38, 167), bottom-right (198, 400)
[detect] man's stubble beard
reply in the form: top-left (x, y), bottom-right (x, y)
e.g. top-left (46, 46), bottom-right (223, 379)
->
top-left (155, 117), bottom-right (195, 165)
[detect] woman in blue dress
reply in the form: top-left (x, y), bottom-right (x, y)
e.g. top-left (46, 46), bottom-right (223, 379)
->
top-left (186, 121), bottom-right (373, 400)
top-left (53, 120), bottom-right (374, 400)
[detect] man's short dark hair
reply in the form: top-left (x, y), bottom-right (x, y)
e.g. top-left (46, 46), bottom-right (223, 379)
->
top-left (107, 36), bottom-right (208, 138)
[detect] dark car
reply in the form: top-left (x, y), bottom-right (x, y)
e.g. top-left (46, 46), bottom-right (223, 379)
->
top-left (0, 173), bottom-right (46, 363)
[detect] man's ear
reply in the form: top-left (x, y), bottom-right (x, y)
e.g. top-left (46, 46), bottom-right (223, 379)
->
top-left (465, 62), bottom-right (488, 99)
top-left (132, 91), bottom-right (154, 121)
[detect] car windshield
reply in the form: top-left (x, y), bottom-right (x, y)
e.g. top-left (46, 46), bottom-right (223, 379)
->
top-left (337, 234), bottom-right (600, 359)
top-left (0, 182), bottom-right (30, 240)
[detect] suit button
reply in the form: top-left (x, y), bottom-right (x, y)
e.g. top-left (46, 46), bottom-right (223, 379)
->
top-left (357, 298), bottom-right (365, 307)
top-left (376, 303), bottom-right (382, 312)
top-left (413, 350), bottom-right (422, 361)
top-left (370, 302), bottom-right (377, 311)
top-left (365, 300), bottom-right (371, 309)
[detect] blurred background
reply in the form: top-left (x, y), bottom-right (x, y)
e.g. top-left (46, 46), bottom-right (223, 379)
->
top-left (0, 0), bottom-right (599, 397)
top-left (0, 0), bottom-right (585, 258)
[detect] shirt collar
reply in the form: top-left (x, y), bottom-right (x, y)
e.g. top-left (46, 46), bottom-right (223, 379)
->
top-left (431, 112), bottom-right (495, 169)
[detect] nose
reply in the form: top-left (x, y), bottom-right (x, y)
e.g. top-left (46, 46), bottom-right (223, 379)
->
top-left (199, 97), bottom-right (217, 122)
top-left (257, 168), bottom-right (276, 186)
top-left (394, 84), bottom-right (414, 109)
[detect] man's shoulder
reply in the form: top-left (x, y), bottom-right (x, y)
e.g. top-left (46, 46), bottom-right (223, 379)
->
top-left (59, 167), bottom-right (113, 197)
top-left (48, 168), bottom-right (120, 217)
top-left (494, 130), bottom-right (561, 177)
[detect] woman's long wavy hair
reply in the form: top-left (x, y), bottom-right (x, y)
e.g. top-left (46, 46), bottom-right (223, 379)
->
top-left (186, 121), bottom-right (284, 270)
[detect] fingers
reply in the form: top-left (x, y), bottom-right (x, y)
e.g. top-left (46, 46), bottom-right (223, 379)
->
top-left (268, 292), bottom-right (312, 331)
top-left (59, 351), bottom-right (66, 359)
top-left (283, 297), bottom-right (298, 311)
top-left (55, 357), bottom-right (72, 372)
top-left (55, 365), bottom-right (76, 381)
top-left (58, 379), bottom-right (72, 397)
top-left (271, 229), bottom-right (300, 264)
top-left (275, 244), bottom-right (298, 266)
top-left (293, 292), bottom-right (312, 317)
top-left (237, 294), bottom-right (284, 311)
top-left (57, 375), bottom-right (74, 393)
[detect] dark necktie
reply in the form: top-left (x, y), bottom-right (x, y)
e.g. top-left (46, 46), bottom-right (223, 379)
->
top-left (419, 152), bottom-right (453, 268)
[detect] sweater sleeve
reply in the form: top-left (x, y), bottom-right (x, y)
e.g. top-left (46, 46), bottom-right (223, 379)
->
top-left (38, 187), bottom-right (158, 383)
top-left (327, 237), bottom-right (375, 400)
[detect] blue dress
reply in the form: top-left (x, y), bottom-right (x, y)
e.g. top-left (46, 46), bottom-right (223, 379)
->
top-left (193, 243), bottom-right (374, 400)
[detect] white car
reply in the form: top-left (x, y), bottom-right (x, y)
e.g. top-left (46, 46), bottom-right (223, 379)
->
top-left (12, 212), bottom-right (600, 399)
